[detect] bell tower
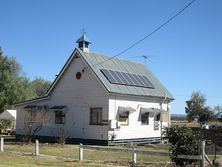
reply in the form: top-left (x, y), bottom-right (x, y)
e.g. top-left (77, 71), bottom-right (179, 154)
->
top-left (76, 30), bottom-right (91, 53)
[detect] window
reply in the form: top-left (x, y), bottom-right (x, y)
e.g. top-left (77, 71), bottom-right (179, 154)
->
top-left (90, 108), bottom-right (102, 125)
top-left (55, 110), bottom-right (65, 124)
top-left (154, 113), bottom-right (161, 121)
top-left (141, 112), bottom-right (149, 125)
top-left (26, 110), bottom-right (37, 123)
top-left (119, 111), bottom-right (129, 126)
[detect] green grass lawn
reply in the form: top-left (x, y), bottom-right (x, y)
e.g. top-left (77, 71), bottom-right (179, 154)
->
top-left (0, 143), bottom-right (172, 167)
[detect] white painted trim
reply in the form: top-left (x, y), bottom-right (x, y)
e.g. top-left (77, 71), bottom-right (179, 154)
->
top-left (15, 96), bottom-right (50, 106)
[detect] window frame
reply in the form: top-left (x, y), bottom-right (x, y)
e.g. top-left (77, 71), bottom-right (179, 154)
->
top-left (154, 113), bottom-right (161, 121)
top-left (90, 107), bottom-right (103, 125)
top-left (55, 110), bottom-right (66, 124)
top-left (118, 111), bottom-right (129, 126)
top-left (141, 112), bottom-right (149, 125)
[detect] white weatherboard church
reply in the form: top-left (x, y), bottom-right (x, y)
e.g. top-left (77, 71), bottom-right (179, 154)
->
top-left (16, 35), bottom-right (174, 145)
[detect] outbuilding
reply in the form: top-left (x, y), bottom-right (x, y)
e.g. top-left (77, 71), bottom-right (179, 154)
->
top-left (0, 109), bottom-right (17, 130)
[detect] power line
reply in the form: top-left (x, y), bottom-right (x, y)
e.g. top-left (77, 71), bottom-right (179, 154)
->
top-left (92, 0), bottom-right (197, 67)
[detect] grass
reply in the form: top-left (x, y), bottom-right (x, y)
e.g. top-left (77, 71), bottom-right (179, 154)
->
top-left (2, 142), bottom-right (221, 167)
top-left (1, 143), bottom-right (172, 167)
top-left (171, 120), bottom-right (200, 127)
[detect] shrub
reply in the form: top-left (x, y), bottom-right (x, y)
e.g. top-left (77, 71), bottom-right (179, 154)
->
top-left (164, 126), bottom-right (200, 166)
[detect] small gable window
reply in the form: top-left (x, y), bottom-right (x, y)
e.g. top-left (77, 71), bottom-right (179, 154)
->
top-left (55, 110), bottom-right (65, 124)
top-left (119, 111), bottom-right (129, 126)
top-left (141, 112), bottom-right (149, 125)
top-left (90, 108), bottom-right (102, 125)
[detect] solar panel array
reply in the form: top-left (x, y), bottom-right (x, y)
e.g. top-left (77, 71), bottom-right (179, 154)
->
top-left (100, 69), bottom-right (154, 89)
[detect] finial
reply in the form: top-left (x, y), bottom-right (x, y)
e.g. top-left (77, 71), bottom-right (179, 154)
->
top-left (81, 28), bottom-right (87, 36)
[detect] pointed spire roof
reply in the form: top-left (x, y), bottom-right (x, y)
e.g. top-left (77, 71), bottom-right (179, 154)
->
top-left (76, 34), bottom-right (91, 44)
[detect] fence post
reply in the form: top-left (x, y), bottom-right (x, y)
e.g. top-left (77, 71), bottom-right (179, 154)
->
top-left (132, 147), bottom-right (137, 167)
top-left (201, 141), bottom-right (205, 167)
top-left (35, 139), bottom-right (39, 156)
top-left (79, 143), bottom-right (83, 161)
top-left (0, 137), bottom-right (4, 152)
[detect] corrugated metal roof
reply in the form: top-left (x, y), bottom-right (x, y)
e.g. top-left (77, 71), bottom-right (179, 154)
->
top-left (78, 48), bottom-right (174, 100)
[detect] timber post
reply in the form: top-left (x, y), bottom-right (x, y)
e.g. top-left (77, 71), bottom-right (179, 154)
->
top-left (79, 143), bottom-right (83, 161)
top-left (35, 139), bottom-right (39, 156)
top-left (200, 141), bottom-right (206, 167)
top-left (0, 137), bottom-right (3, 152)
top-left (132, 147), bottom-right (137, 167)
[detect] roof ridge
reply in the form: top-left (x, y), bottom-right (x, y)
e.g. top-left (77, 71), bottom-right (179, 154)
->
top-left (79, 49), bottom-right (147, 67)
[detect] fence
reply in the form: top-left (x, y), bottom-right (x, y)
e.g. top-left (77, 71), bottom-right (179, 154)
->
top-left (79, 141), bottom-right (211, 167)
top-left (79, 143), bottom-right (170, 166)
top-left (0, 137), bottom-right (213, 167)
top-left (0, 137), bottom-right (39, 156)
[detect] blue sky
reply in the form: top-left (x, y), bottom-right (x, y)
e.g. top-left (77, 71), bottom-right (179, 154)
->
top-left (0, 0), bottom-right (222, 114)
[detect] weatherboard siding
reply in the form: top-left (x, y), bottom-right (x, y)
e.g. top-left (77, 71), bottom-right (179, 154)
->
top-left (108, 96), bottom-right (169, 140)
top-left (16, 48), bottom-right (172, 144)
top-left (16, 52), bottom-right (109, 140)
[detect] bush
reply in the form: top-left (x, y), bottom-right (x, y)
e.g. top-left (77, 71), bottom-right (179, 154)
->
top-left (0, 119), bottom-right (12, 131)
top-left (164, 126), bottom-right (201, 166)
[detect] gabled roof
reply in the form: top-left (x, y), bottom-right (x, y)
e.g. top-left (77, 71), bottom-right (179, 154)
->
top-left (16, 48), bottom-right (174, 106)
top-left (0, 110), bottom-right (16, 120)
top-left (78, 49), bottom-right (174, 100)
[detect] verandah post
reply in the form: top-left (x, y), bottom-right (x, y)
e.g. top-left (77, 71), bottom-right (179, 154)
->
top-left (79, 143), bottom-right (83, 161)
top-left (0, 137), bottom-right (4, 152)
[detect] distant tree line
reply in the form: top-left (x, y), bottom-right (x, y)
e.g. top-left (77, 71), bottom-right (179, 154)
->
top-left (0, 47), bottom-right (51, 113)
top-left (185, 91), bottom-right (222, 123)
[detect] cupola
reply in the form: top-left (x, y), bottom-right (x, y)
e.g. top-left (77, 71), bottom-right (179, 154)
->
top-left (76, 34), bottom-right (91, 53)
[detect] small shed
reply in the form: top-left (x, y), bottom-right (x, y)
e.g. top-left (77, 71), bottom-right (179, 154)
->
top-left (0, 110), bottom-right (17, 129)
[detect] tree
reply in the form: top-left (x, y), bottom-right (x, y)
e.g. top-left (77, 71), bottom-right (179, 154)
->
top-left (30, 77), bottom-right (51, 98)
top-left (164, 126), bottom-right (200, 167)
top-left (185, 91), bottom-right (213, 123)
top-left (0, 48), bottom-right (33, 113)
top-left (0, 47), bottom-right (51, 113)
top-left (214, 105), bottom-right (222, 121)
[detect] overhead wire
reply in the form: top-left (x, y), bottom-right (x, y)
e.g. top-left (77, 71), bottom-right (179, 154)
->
top-left (92, 0), bottom-right (197, 67)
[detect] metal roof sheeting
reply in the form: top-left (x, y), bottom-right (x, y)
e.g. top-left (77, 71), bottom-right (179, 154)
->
top-left (78, 49), bottom-right (174, 100)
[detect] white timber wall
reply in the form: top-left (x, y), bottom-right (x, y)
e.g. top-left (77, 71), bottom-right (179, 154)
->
top-left (108, 95), bottom-right (170, 140)
top-left (16, 52), bottom-right (109, 140)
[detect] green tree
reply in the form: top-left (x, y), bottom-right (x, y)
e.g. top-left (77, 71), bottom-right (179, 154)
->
top-left (0, 47), bottom-right (51, 113)
top-left (214, 105), bottom-right (222, 121)
top-left (164, 126), bottom-right (200, 167)
top-left (30, 77), bottom-right (51, 98)
top-left (0, 48), bottom-right (31, 112)
top-left (185, 91), bottom-right (213, 123)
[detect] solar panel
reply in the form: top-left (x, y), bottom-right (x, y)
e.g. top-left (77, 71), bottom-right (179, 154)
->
top-left (100, 69), bottom-right (116, 83)
top-left (121, 72), bottom-right (135, 85)
top-left (109, 70), bottom-right (122, 83)
top-left (100, 69), bottom-right (154, 89)
top-left (115, 71), bottom-right (128, 84)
